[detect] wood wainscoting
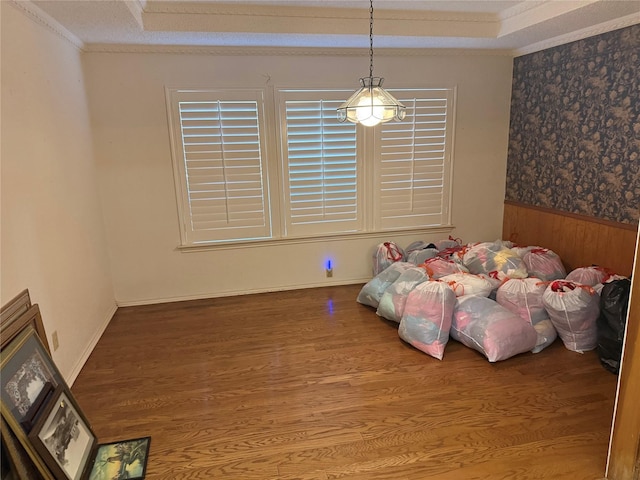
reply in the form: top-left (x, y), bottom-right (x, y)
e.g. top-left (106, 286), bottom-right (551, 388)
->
top-left (502, 201), bottom-right (638, 277)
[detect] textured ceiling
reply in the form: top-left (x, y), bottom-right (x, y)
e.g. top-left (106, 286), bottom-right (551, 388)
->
top-left (27, 0), bottom-right (640, 54)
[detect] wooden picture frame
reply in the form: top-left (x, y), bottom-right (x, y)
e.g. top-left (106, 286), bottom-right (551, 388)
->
top-left (0, 289), bottom-right (31, 327)
top-left (87, 436), bottom-right (151, 480)
top-left (0, 326), bottom-right (65, 479)
top-left (1, 303), bottom-right (50, 354)
top-left (28, 385), bottom-right (97, 480)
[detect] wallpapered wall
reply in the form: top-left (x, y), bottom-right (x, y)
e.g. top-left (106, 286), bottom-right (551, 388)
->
top-left (506, 25), bottom-right (639, 225)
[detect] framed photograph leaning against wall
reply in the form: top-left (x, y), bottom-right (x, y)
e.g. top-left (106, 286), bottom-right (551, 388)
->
top-left (0, 325), bottom-right (64, 479)
top-left (1, 303), bottom-right (50, 354)
top-left (28, 384), bottom-right (97, 480)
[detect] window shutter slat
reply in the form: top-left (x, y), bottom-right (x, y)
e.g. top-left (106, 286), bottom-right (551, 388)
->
top-left (168, 90), bottom-right (271, 244)
top-left (375, 89), bottom-right (454, 230)
top-left (279, 93), bottom-right (362, 237)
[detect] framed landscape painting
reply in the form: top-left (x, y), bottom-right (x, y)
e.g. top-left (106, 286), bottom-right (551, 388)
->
top-left (87, 436), bottom-right (151, 480)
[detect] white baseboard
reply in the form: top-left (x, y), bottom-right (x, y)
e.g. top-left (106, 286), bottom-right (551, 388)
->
top-left (66, 302), bottom-right (118, 386)
top-left (116, 277), bottom-right (370, 307)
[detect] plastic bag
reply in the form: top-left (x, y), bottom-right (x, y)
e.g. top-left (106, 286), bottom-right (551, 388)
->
top-left (451, 296), bottom-right (538, 362)
top-left (405, 241), bottom-right (436, 255)
top-left (510, 245), bottom-right (540, 258)
top-left (496, 278), bottom-right (549, 324)
top-left (376, 266), bottom-right (429, 323)
top-left (407, 247), bottom-right (439, 265)
top-left (399, 281), bottom-right (456, 360)
top-left (565, 266), bottom-right (612, 287)
top-left (478, 271), bottom-right (508, 300)
top-left (434, 235), bottom-right (463, 251)
top-left (372, 242), bottom-right (405, 276)
top-left (523, 248), bottom-right (566, 281)
top-left (357, 262), bottom-right (414, 308)
top-left (542, 280), bottom-right (600, 353)
top-left (462, 241), bottom-right (528, 278)
top-left (496, 278), bottom-right (557, 353)
top-left (440, 273), bottom-right (493, 298)
top-left (421, 257), bottom-right (469, 279)
top-left (597, 278), bottom-right (631, 374)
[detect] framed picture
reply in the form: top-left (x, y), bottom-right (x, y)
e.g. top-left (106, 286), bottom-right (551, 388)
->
top-left (0, 289), bottom-right (31, 327)
top-left (28, 385), bottom-right (97, 480)
top-left (87, 436), bottom-right (151, 480)
top-left (0, 289), bottom-right (51, 355)
top-left (0, 325), bottom-right (65, 479)
top-left (0, 326), bottom-right (64, 429)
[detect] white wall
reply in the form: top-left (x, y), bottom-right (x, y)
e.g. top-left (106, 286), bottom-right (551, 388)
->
top-left (0, 3), bottom-right (116, 382)
top-left (84, 49), bottom-right (513, 305)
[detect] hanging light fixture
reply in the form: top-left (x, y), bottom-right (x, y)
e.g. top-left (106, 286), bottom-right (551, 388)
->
top-left (337, 0), bottom-right (405, 127)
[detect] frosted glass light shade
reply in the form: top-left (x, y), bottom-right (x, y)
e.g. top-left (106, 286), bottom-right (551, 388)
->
top-left (337, 77), bottom-right (406, 126)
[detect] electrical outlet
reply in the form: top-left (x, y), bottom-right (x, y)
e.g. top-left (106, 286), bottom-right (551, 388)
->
top-left (52, 331), bottom-right (59, 351)
top-left (326, 267), bottom-right (333, 278)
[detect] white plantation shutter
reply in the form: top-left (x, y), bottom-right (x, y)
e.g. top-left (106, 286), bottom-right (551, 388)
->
top-left (278, 90), bottom-right (362, 237)
top-left (374, 88), bottom-right (454, 230)
top-left (168, 87), bottom-right (454, 247)
top-left (167, 89), bottom-right (271, 244)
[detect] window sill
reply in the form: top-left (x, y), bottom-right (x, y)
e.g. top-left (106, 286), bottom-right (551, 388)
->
top-left (177, 226), bottom-right (455, 253)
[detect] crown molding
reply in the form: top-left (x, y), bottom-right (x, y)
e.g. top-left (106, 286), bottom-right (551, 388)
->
top-left (514, 12), bottom-right (640, 57)
top-left (8, 0), bottom-right (84, 51)
top-left (499, 1), bottom-right (546, 21)
top-left (82, 44), bottom-right (513, 57)
top-left (141, 1), bottom-right (496, 23)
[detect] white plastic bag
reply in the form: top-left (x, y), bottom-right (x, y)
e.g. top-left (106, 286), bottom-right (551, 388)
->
top-left (451, 296), bottom-right (538, 362)
top-left (496, 278), bottom-right (557, 353)
top-left (407, 248), bottom-right (439, 265)
top-left (463, 241), bottom-right (528, 278)
top-left (399, 281), bottom-right (456, 360)
top-left (422, 257), bottom-right (469, 279)
top-left (357, 262), bottom-right (414, 308)
top-left (440, 273), bottom-right (493, 298)
top-left (542, 280), bottom-right (599, 353)
top-left (372, 242), bottom-right (405, 276)
top-left (565, 266), bottom-right (612, 287)
top-left (435, 236), bottom-right (463, 251)
top-left (523, 248), bottom-right (566, 281)
top-left (376, 266), bottom-right (429, 322)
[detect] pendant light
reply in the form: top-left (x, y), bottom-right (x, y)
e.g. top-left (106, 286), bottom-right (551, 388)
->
top-left (337, 0), bottom-right (406, 127)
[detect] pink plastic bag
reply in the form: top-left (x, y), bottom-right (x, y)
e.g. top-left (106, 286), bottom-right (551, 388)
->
top-left (565, 266), bottom-right (613, 287)
top-left (523, 248), bottom-right (566, 281)
top-left (399, 281), bottom-right (456, 360)
top-left (451, 296), bottom-right (538, 362)
top-left (421, 257), bottom-right (469, 279)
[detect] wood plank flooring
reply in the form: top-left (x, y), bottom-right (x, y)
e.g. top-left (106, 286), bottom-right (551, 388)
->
top-left (71, 285), bottom-right (618, 479)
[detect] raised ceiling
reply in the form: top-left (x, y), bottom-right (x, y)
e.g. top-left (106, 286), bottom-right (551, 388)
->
top-left (25, 0), bottom-right (640, 55)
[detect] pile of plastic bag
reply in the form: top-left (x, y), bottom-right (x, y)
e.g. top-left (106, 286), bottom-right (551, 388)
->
top-left (357, 237), bottom-right (630, 365)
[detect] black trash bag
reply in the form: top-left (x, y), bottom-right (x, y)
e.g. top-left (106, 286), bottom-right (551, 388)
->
top-left (597, 278), bottom-right (631, 374)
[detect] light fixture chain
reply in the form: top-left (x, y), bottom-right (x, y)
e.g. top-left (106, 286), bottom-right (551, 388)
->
top-left (369, 0), bottom-right (374, 78)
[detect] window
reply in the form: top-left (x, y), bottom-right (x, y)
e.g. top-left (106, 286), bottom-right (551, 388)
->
top-left (167, 87), bottom-right (454, 247)
top-left (374, 89), bottom-right (454, 231)
top-left (277, 90), bottom-right (363, 237)
top-left (167, 89), bottom-right (271, 245)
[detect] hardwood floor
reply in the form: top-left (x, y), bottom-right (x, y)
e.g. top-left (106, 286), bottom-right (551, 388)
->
top-left (71, 285), bottom-right (618, 480)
